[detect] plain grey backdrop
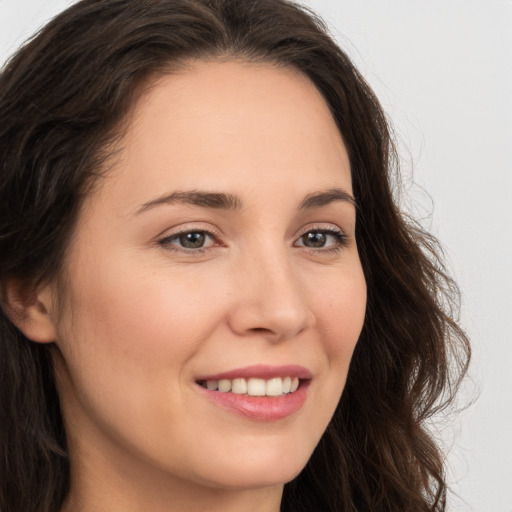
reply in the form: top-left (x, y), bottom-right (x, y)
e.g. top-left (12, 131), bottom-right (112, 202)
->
top-left (1, 1), bottom-right (511, 510)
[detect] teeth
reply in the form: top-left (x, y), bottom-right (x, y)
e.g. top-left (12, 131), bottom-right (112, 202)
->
top-left (266, 378), bottom-right (283, 396)
top-left (231, 378), bottom-right (247, 394)
top-left (202, 376), bottom-right (301, 396)
top-left (218, 379), bottom-right (231, 392)
top-left (247, 378), bottom-right (266, 396)
top-left (207, 380), bottom-right (218, 391)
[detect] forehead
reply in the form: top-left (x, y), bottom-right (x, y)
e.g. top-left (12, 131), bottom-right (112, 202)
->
top-left (87, 60), bottom-right (352, 216)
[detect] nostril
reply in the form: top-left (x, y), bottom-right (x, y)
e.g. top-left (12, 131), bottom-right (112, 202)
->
top-left (249, 327), bottom-right (274, 334)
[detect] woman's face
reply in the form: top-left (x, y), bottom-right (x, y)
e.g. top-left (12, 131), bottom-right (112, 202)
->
top-left (50, 61), bottom-right (366, 498)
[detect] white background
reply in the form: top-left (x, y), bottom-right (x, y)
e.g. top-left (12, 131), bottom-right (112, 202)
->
top-left (1, 1), bottom-right (511, 510)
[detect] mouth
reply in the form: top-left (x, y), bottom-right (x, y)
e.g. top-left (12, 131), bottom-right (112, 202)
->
top-left (194, 365), bottom-right (311, 421)
top-left (197, 376), bottom-right (301, 397)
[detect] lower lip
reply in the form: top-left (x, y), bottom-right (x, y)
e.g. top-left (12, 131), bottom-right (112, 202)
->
top-left (197, 381), bottom-right (310, 421)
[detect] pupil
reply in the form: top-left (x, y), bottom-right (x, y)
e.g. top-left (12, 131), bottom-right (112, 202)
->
top-left (180, 232), bottom-right (205, 248)
top-left (304, 231), bottom-right (326, 247)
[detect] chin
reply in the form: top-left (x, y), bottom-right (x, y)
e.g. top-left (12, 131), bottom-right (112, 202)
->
top-left (188, 439), bottom-right (312, 491)
top-left (199, 464), bottom-right (304, 492)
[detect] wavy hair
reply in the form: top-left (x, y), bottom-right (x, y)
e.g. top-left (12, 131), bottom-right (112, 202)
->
top-left (0, 1), bottom-right (470, 510)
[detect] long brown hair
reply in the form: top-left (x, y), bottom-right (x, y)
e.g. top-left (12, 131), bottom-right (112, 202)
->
top-left (0, 1), bottom-right (470, 510)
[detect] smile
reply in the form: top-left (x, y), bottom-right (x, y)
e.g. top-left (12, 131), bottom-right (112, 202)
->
top-left (198, 376), bottom-right (300, 396)
top-left (195, 365), bottom-right (311, 421)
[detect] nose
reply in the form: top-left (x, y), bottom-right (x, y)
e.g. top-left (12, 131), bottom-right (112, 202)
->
top-left (227, 250), bottom-right (315, 342)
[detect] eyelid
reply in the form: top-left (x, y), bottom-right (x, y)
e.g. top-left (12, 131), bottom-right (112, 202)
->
top-left (293, 223), bottom-right (349, 251)
top-left (295, 223), bottom-right (347, 239)
top-left (157, 222), bottom-right (224, 240)
top-left (155, 222), bottom-right (349, 255)
top-left (156, 223), bottom-right (225, 253)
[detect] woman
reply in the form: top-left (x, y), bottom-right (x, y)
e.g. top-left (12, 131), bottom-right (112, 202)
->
top-left (0, 0), bottom-right (470, 511)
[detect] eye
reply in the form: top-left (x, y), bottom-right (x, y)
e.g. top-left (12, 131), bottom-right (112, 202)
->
top-left (295, 228), bottom-right (347, 251)
top-left (159, 230), bottom-right (216, 251)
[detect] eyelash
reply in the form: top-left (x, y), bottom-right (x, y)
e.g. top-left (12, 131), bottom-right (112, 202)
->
top-left (295, 227), bottom-right (348, 255)
top-left (158, 227), bottom-right (220, 255)
top-left (157, 225), bottom-right (348, 256)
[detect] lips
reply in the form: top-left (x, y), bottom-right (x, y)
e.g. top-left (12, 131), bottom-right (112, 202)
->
top-left (196, 364), bottom-right (312, 382)
top-left (195, 365), bottom-right (311, 421)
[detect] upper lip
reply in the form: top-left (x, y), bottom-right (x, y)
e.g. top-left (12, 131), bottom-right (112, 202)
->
top-left (196, 364), bottom-right (312, 382)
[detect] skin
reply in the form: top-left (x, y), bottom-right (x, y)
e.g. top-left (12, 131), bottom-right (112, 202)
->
top-left (21, 61), bottom-right (367, 512)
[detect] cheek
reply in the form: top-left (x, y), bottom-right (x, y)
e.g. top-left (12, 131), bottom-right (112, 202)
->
top-left (59, 267), bottom-right (219, 375)
top-left (52, 262), bottom-right (228, 457)
top-left (309, 267), bottom-right (366, 423)
top-left (303, 263), bottom-right (366, 413)
top-left (314, 267), bottom-right (367, 357)
top-left (53, 256), bottom-right (240, 441)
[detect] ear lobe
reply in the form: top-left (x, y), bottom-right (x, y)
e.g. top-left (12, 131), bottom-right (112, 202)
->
top-left (1, 279), bottom-right (57, 344)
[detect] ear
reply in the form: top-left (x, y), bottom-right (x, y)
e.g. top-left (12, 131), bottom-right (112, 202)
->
top-left (1, 279), bottom-right (57, 343)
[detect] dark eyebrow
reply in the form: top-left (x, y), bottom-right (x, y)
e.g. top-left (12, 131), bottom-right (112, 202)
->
top-left (135, 187), bottom-right (355, 216)
top-left (299, 188), bottom-right (357, 210)
top-left (135, 190), bottom-right (244, 214)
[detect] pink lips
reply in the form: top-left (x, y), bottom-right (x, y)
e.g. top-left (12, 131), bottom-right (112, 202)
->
top-left (196, 364), bottom-right (312, 382)
top-left (195, 364), bottom-right (311, 421)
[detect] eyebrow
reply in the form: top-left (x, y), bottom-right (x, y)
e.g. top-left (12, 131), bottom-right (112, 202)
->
top-left (298, 188), bottom-right (357, 210)
top-left (135, 187), bottom-right (356, 215)
top-left (135, 190), bottom-right (244, 214)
